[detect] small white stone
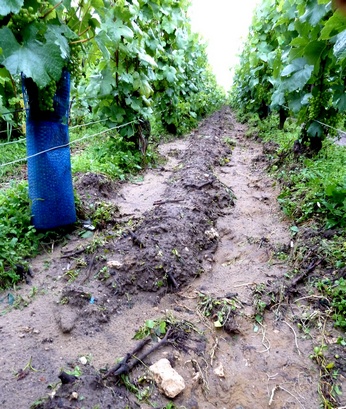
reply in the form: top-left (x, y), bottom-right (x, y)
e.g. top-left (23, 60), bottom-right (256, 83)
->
top-left (192, 371), bottom-right (200, 383)
top-left (107, 260), bottom-right (123, 269)
top-left (149, 358), bottom-right (185, 398)
top-left (79, 356), bottom-right (88, 365)
top-left (70, 391), bottom-right (78, 400)
top-left (205, 228), bottom-right (219, 240)
top-left (214, 362), bottom-right (225, 378)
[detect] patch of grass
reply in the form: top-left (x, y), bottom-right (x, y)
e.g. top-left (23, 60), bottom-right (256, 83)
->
top-left (0, 181), bottom-right (44, 289)
top-left (91, 201), bottom-right (119, 229)
top-left (0, 181), bottom-right (75, 290)
top-left (0, 139), bottom-right (26, 184)
top-left (0, 119), bottom-right (163, 291)
top-left (277, 145), bottom-right (346, 228)
top-left (72, 126), bottom-right (161, 180)
top-left (317, 278), bottom-right (346, 329)
top-left (72, 133), bottom-right (143, 179)
top-left (249, 113), bottom-right (346, 229)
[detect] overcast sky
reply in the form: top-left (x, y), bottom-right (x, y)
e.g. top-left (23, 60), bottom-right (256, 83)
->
top-left (188, 0), bottom-right (259, 91)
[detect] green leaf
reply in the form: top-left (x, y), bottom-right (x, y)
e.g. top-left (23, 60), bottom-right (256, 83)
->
top-left (0, 27), bottom-right (64, 88)
top-left (145, 319), bottom-right (155, 329)
top-left (300, 3), bottom-right (327, 26)
top-left (290, 225), bottom-right (299, 233)
top-left (110, 19), bottom-right (134, 43)
top-left (163, 66), bottom-right (177, 83)
top-left (0, 0), bottom-right (24, 16)
top-left (288, 91), bottom-right (305, 113)
top-left (332, 84), bottom-right (346, 111)
top-left (91, 0), bottom-right (104, 8)
top-left (281, 57), bottom-right (307, 76)
top-left (138, 52), bottom-right (157, 67)
top-left (162, 16), bottom-right (176, 34)
top-left (271, 89), bottom-right (285, 108)
top-left (139, 78), bottom-right (153, 98)
top-left (45, 25), bottom-right (74, 60)
top-left (303, 41), bottom-right (326, 66)
top-left (290, 37), bottom-right (309, 47)
top-left (320, 11), bottom-right (346, 40)
top-left (284, 68), bottom-right (314, 92)
top-left (334, 384), bottom-right (343, 396)
top-left (80, 230), bottom-right (94, 239)
top-left (301, 92), bottom-right (312, 105)
top-left (334, 30), bottom-right (346, 61)
top-left (110, 106), bottom-right (126, 122)
top-left (281, 58), bottom-right (313, 92)
top-left (335, 94), bottom-right (346, 111)
top-left (307, 121), bottom-right (323, 137)
top-left (159, 321), bottom-right (166, 334)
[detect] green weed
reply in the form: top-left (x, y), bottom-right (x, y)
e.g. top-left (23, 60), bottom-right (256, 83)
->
top-left (318, 278), bottom-right (346, 329)
top-left (65, 365), bottom-right (82, 377)
top-left (0, 181), bottom-right (43, 289)
top-left (0, 139), bottom-right (26, 184)
top-left (72, 133), bottom-right (143, 179)
top-left (133, 317), bottom-right (167, 341)
top-left (91, 202), bottom-right (119, 228)
top-left (309, 342), bottom-right (342, 408)
top-left (197, 292), bottom-right (241, 328)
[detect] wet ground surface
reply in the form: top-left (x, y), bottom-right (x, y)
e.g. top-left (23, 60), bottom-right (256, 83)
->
top-left (1, 107), bottom-right (345, 408)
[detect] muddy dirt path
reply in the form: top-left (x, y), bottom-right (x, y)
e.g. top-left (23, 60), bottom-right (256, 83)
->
top-left (0, 107), bottom-right (324, 409)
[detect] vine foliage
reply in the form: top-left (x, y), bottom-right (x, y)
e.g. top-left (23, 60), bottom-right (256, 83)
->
top-left (231, 0), bottom-right (346, 152)
top-left (0, 0), bottom-right (225, 141)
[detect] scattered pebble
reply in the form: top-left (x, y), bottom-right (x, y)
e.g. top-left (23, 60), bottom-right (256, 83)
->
top-left (205, 228), bottom-right (219, 240)
top-left (79, 356), bottom-right (88, 365)
top-left (214, 362), bottom-right (225, 378)
top-left (107, 260), bottom-right (123, 269)
top-left (70, 391), bottom-right (78, 400)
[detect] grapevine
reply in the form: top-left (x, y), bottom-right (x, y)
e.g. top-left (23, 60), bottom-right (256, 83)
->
top-left (37, 80), bottom-right (57, 112)
top-left (232, 0), bottom-right (346, 152)
top-left (67, 43), bottom-right (83, 84)
top-left (8, 7), bottom-right (37, 33)
top-left (6, 1), bottom-right (51, 39)
top-left (0, 0), bottom-right (224, 140)
top-left (308, 91), bottom-right (331, 122)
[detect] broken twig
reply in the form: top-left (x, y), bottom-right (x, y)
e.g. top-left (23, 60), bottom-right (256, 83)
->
top-left (153, 198), bottom-right (185, 206)
top-left (167, 270), bottom-right (179, 288)
top-left (127, 230), bottom-right (145, 248)
top-left (103, 329), bottom-right (173, 379)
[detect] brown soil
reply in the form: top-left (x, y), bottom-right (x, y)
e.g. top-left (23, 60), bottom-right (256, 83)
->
top-left (1, 107), bottom-right (345, 409)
